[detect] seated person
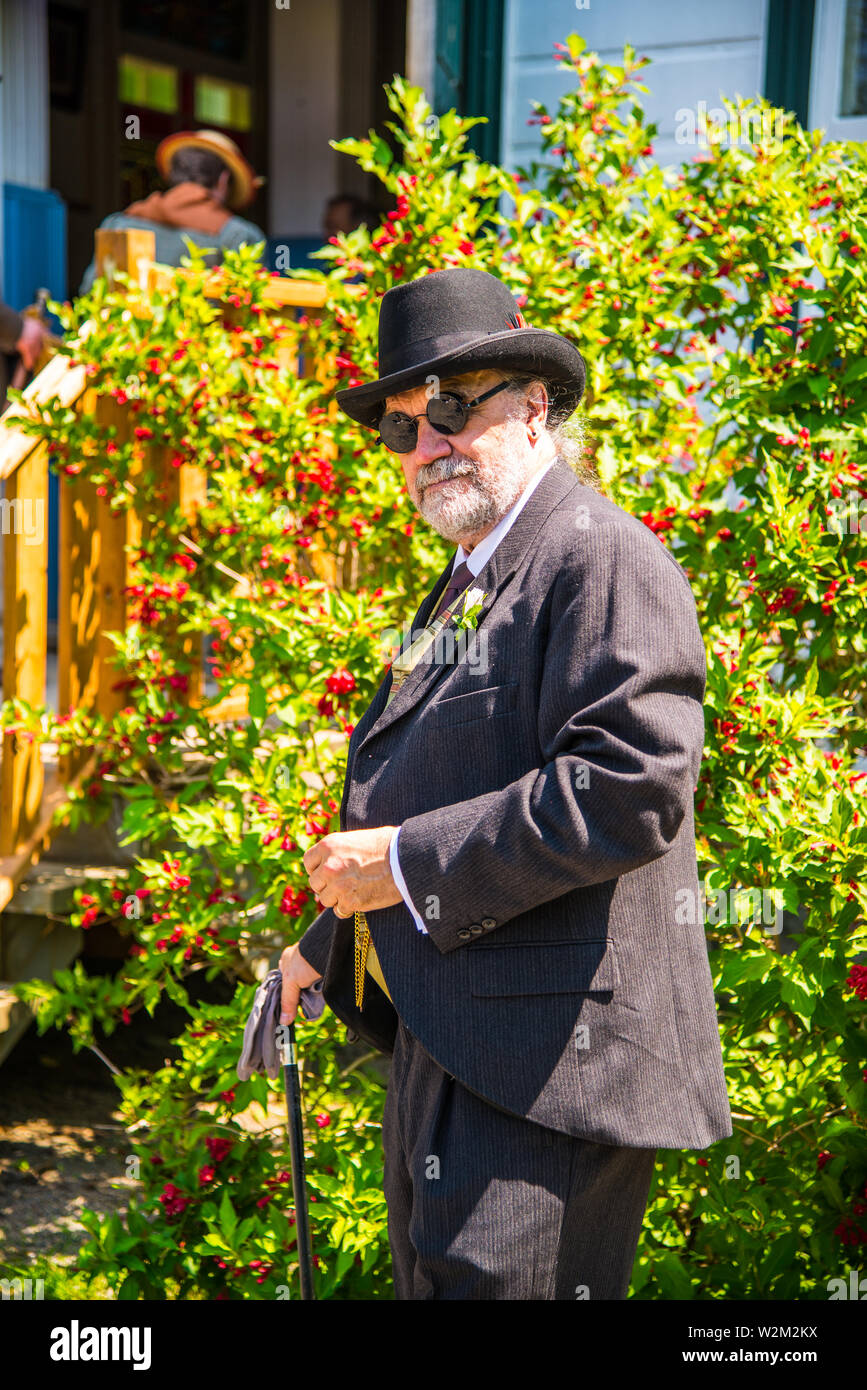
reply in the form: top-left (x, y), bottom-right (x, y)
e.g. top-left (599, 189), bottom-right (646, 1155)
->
top-left (79, 129), bottom-right (266, 295)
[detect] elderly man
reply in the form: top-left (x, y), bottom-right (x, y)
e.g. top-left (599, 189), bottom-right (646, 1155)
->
top-left (280, 267), bottom-right (731, 1300)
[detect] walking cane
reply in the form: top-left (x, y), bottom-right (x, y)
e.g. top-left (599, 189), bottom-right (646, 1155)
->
top-left (279, 1022), bottom-right (316, 1300)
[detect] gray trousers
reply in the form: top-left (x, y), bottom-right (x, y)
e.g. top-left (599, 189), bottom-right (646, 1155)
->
top-left (382, 1018), bottom-right (657, 1300)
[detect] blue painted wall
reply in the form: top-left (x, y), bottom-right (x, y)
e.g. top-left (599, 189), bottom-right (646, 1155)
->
top-left (3, 184), bottom-right (67, 627)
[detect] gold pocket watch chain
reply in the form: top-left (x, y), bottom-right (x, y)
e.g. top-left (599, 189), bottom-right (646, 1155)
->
top-left (354, 910), bottom-right (370, 1009)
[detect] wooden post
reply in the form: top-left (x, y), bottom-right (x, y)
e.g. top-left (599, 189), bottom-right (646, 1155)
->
top-left (139, 442), bottom-right (208, 707)
top-left (94, 228), bottom-right (158, 293)
top-left (0, 444), bottom-right (49, 854)
top-left (57, 396), bottom-right (102, 782)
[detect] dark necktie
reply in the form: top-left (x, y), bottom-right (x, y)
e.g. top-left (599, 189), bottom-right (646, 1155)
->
top-left (432, 559), bottom-right (474, 619)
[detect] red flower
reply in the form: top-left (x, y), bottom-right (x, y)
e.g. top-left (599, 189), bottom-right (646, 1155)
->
top-left (198, 1165), bottom-right (216, 1185)
top-left (279, 886), bottom-right (310, 918)
top-left (205, 1137), bottom-right (234, 1163)
top-left (326, 668), bottom-right (356, 696)
top-left (159, 1183), bottom-right (191, 1219)
top-left (640, 506), bottom-right (677, 535)
top-left (844, 964), bottom-right (867, 1001)
top-left (315, 1112), bottom-right (331, 1128)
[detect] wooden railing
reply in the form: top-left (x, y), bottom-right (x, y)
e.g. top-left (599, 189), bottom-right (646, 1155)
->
top-left (0, 228), bottom-right (329, 910)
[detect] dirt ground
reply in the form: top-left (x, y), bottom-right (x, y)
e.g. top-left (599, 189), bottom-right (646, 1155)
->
top-left (0, 970), bottom-right (193, 1271)
top-left (0, 960), bottom-right (384, 1283)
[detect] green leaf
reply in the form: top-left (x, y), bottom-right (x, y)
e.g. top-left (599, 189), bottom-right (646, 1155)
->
top-left (758, 1230), bottom-right (799, 1289)
top-left (780, 975), bottom-right (816, 1025)
top-left (248, 682), bottom-right (267, 723)
top-left (371, 136), bottom-right (392, 169)
top-left (841, 357), bottom-right (867, 384)
top-left (219, 1189), bottom-right (237, 1239)
top-left (652, 1251), bottom-right (694, 1300)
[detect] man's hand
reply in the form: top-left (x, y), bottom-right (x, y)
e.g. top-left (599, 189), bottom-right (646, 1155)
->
top-left (279, 942), bottom-right (323, 1025)
top-left (15, 316), bottom-right (47, 372)
top-left (302, 826), bottom-right (403, 919)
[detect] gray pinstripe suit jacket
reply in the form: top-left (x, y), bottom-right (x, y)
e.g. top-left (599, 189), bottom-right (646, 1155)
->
top-left (298, 458), bottom-right (732, 1149)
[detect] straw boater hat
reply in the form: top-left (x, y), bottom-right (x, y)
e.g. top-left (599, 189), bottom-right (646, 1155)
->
top-left (336, 268), bottom-right (586, 429)
top-left (155, 129), bottom-right (264, 211)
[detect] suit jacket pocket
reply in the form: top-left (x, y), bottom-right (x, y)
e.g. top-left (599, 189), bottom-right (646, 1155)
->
top-left (469, 939), bottom-right (618, 997)
top-left (426, 681), bottom-right (519, 726)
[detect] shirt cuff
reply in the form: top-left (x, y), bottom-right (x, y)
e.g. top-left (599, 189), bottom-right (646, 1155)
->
top-left (389, 825), bottom-right (428, 934)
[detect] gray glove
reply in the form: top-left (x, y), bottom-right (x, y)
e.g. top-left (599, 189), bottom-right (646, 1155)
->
top-left (236, 967), bottom-right (325, 1081)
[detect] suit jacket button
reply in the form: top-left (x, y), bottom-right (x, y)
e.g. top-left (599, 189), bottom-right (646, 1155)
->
top-left (481, 917), bottom-right (496, 930)
top-left (469, 923), bottom-right (483, 935)
top-left (457, 928), bottom-right (472, 940)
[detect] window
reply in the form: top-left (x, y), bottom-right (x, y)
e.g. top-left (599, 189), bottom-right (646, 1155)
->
top-left (118, 54), bottom-right (179, 114)
top-left (194, 76), bottom-right (252, 132)
top-left (809, 0), bottom-right (867, 140)
top-left (840, 0), bottom-right (867, 114)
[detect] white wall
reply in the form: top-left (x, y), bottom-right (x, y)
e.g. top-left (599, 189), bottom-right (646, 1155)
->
top-left (501, 0), bottom-right (770, 174)
top-left (1, 0), bottom-right (49, 189)
top-left (268, 0), bottom-right (341, 238)
top-left (407, 0), bottom-right (437, 101)
top-left (0, 0), bottom-right (50, 294)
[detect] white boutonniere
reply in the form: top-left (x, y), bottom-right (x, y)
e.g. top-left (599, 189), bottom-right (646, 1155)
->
top-left (453, 586), bottom-right (486, 633)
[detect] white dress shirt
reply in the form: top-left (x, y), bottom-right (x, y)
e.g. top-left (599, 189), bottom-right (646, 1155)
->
top-left (388, 457), bottom-right (556, 933)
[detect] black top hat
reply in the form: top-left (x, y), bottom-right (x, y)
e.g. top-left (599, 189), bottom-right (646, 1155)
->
top-left (335, 268), bottom-right (586, 429)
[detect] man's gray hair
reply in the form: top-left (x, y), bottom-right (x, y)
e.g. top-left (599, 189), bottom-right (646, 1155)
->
top-left (503, 371), bottom-right (602, 494)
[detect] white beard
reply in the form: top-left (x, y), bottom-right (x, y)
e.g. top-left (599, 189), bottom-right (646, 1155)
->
top-left (414, 435), bottom-right (530, 545)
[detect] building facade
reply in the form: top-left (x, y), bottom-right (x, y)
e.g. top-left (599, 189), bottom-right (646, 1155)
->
top-left (2, 0), bottom-right (863, 315)
top-left (0, 0), bottom-right (861, 622)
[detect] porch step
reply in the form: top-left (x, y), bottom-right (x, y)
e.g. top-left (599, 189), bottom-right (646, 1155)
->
top-left (0, 986), bottom-right (34, 1066)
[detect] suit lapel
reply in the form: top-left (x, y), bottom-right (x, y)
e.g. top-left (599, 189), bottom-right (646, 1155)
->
top-left (338, 554), bottom-right (454, 821)
top-left (355, 458), bottom-right (579, 753)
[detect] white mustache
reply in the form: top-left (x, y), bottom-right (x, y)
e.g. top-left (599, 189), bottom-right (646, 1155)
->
top-left (420, 463), bottom-right (476, 491)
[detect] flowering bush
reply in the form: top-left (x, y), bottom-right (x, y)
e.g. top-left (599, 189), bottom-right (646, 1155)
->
top-left (4, 38), bottom-right (867, 1298)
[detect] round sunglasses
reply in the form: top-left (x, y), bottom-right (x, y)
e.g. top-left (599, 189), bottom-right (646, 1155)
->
top-left (376, 380), bottom-right (512, 453)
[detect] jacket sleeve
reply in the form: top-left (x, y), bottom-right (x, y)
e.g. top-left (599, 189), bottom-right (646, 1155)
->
top-left (0, 301), bottom-right (23, 352)
top-left (394, 517), bottom-right (707, 955)
top-left (297, 905), bottom-right (336, 975)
